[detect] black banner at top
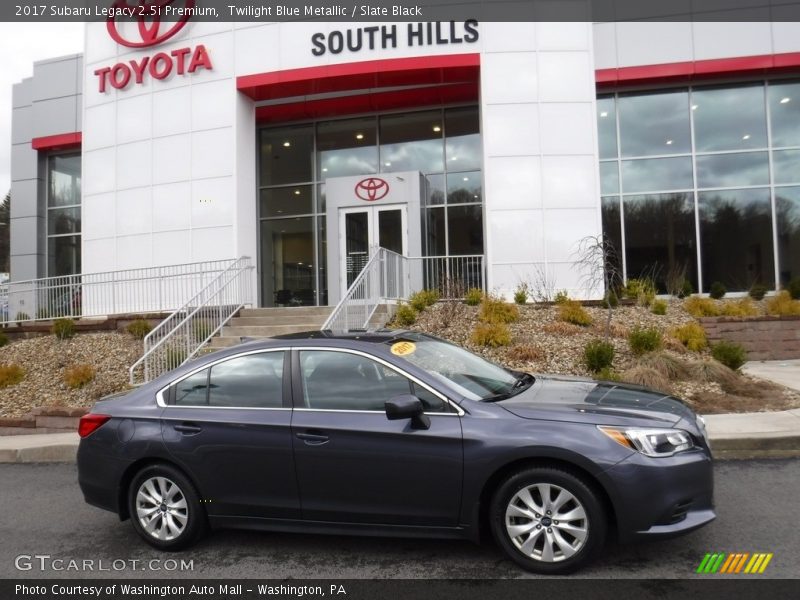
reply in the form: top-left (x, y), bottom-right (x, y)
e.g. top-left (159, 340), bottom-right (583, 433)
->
top-left (5, 0), bottom-right (800, 22)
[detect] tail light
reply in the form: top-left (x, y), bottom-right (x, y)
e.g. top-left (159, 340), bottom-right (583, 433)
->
top-left (78, 414), bottom-right (112, 438)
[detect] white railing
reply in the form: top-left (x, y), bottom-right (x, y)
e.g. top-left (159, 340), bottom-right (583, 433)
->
top-left (0, 259), bottom-right (240, 324)
top-left (128, 257), bottom-right (254, 385)
top-left (323, 248), bottom-right (407, 331)
top-left (408, 255), bottom-right (485, 299)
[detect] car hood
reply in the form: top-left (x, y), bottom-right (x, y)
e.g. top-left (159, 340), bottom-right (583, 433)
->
top-left (497, 374), bottom-right (697, 427)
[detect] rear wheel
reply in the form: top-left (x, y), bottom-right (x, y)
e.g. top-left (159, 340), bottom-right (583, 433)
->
top-left (490, 467), bottom-right (606, 574)
top-left (128, 464), bottom-right (205, 550)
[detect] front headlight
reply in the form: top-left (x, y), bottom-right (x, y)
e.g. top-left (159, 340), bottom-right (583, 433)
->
top-left (598, 426), bottom-right (695, 457)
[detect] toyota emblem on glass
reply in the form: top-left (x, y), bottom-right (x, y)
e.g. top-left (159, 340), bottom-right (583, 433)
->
top-left (355, 177), bottom-right (390, 202)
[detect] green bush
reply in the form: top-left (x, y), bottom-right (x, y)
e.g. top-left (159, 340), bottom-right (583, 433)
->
top-left (409, 289), bottom-right (439, 312)
top-left (709, 281), bottom-right (727, 299)
top-left (0, 331), bottom-right (8, 348)
top-left (788, 278), bottom-right (800, 300)
top-left (0, 364), bottom-right (25, 388)
top-left (595, 366), bottom-right (621, 382)
top-left (749, 284), bottom-right (769, 301)
top-left (480, 296), bottom-right (520, 324)
top-left (558, 300), bottom-right (592, 327)
top-left (628, 326), bottom-right (663, 356)
top-left (14, 311), bottom-right (30, 322)
top-left (464, 288), bottom-right (483, 306)
top-left (583, 339), bottom-right (615, 373)
top-left (711, 341), bottom-right (747, 371)
top-left (394, 304), bottom-right (418, 327)
top-left (602, 291), bottom-right (619, 309)
top-left (470, 322), bottom-right (512, 347)
top-left (126, 319), bottom-right (152, 340)
top-left (651, 299), bottom-right (668, 315)
top-left (554, 290), bottom-right (570, 304)
top-left (513, 283), bottom-right (529, 305)
top-left (625, 278), bottom-right (656, 307)
top-left (678, 279), bottom-right (694, 299)
top-left (671, 322), bottom-right (707, 352)
top-left (51, 318), bottom-right (76, 340)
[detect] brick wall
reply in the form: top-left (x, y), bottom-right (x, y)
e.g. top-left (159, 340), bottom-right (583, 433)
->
top-left (700, 315), bottom-right (800, 361)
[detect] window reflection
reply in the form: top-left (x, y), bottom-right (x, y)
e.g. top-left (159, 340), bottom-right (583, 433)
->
top-left (48, 235), bottom-right (81, 278)
top-left (445, 107), bottom-right (481, 171)
top-left (772, 149), bottom-right (800, 185)
top-left (425, 207), bottom-right (446, 256)
top-left (600, 162), bottom-right (619, 195)
top-left (623, 193), bottom-right (698, 293)
top-left (424, 174), bottom-right (445, 206)
top-left (699, 189), bottom-right (775, 290)
top-left (259, 186), bottom-right (313, 218)
top-left (692, 85), bottom-right (767, 152)
top-left (317, 117), bottom-right (377, 178)
top-left (618, 90), bottom-right (690, 157)
top-left (597, 96), bottom-right (617, 159)
top-left (621, 156), bottom-right (693, 193)
top-left (768, 81), bottom-right (800, 148)
top-left (601, 196), bottom-right (623, 282)
top-left (260, 217), bottom-right (316, 306)
top-left (380, 110), bottom-right (444, 173)
top-left (696, 152), bottom-right (769, 188)
top-left (448, 205), bottom-right (483, 255)
top-left (47, 153), bottom-right (81, 277)
top-left (446, 172), bottom-right (482, 204)
top-left (260, 125), bottom-right (314, 186)
top-left (776, 187), bottom-right (800, 285)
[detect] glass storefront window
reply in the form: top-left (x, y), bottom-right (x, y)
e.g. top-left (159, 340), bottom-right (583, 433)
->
top-left (621, 156), bottom-right (693, 193)
top-left (317, 117), bottom-right (377, 178)
top-left (769, 81), bottom-right (800, 148)
top-left (699, 188), bottom-right (775, 290)
top-left (47, 153), bottom-right (81, 277)
top-left (47, 207), bottom-right (81, 235)
top-left (425, 207), bottom-right (446, 256)
top-left (380, 110), bottom-right (444, 173)
top-left (446, 172), bottom-right (482, 204)
top-left (445, 107), bottom-right (481, 172)
top-left (601, 196), bottom-right (624, 282)
top-left (618, 90), bottom-right (691, 157)
top-left (424, 174), bottom-right (445, 205)
top-left (623, 193), bottom-right (698, 293)
top-left (597, 96), bottom-right (617, 160)
top-left (260, 125), bottom-right (314, 186)
top-left (48, 155), bottom-right (81, 207)
top-left (599, 162), bottom-right (619, 195)
top-left (259, 186), bottom-right (314, 218)
top-left (772, 149), bottom-right (800, 185)
top-left (260, 217), bottom-right (316, 306)
top-left (447, 205), bottom-right (483, 255)
top-left (48, 235), bottom-right (81, 278)
top-left (692, 85), bottom-right (767, 152)
top-left (776, 186), bottom-right (800, 285)
top-left (696, 152), bottom-right (769, 188)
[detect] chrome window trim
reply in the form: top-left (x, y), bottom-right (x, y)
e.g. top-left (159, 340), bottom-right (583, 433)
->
top-left (295, 346), bottom-right (466, 417)
top-left (156, 347), bottom-right (291, 409)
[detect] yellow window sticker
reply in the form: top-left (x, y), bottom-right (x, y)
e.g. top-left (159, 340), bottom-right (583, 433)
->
top-left (391, 341), bottom-right (417, 356)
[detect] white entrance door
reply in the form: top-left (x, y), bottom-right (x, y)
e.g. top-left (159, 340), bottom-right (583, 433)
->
top-left (339, 205), bottom-right (408, 292)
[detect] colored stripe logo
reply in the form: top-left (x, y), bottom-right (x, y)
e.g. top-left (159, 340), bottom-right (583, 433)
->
top-left (696, 552), bottom-right (773, 574)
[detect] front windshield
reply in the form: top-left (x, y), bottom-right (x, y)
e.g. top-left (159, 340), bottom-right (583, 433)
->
top-left (387, 335), bottom-right (521, 401)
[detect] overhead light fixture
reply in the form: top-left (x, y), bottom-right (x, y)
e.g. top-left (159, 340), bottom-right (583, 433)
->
top-left (355, 133), bottom-right (364, 140)
top-left (432, 125), bottom-right (442, 132)
top-left (781, 97), bottom-right (791, 104)
top-left (691, 104), bottom-right (698, 110)
top-left (666, 140), bottom-right (673, 145)
top-left (599, 111), bottom-right (608, 118)
top-left (322, 167), bottom-right (328, 172)
top-left (451, 156), bottom-right (458, 161)
top-left (385, 162), bottom-right (391, 167)
top-left (277, 210), bottom-right (283, 214)
top-left (742, 134), bottom-right (751, 140)
top-left (283, 141), bottom-right (291, 147)
top-left (294, 190), bottom-right (301, 195)
top-left (463, 176), bottom-right (469, 181)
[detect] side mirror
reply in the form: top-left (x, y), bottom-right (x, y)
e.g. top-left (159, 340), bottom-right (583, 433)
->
top-left (385, 395), bottom-right (430, 430)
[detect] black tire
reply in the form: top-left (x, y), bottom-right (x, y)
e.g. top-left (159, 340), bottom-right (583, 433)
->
top-left (489, 467), bottom-right (607, 574)
top-left (128, 463), bottom-right (206, 551)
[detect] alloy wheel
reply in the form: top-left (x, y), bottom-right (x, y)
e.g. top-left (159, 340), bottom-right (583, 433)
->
top-left (135, 476), bottom-right (189, 541)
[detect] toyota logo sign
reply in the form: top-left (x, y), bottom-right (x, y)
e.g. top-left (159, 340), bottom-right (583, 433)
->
top-left (107, 0), bottom-right (195, 48)
top-left (355, 178), bottom-right (390, 202)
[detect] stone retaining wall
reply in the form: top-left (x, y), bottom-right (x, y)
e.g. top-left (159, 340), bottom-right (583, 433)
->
top-left (700, 315), bottom-right (800, 361)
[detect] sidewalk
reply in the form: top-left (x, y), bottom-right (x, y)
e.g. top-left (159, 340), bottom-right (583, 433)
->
top-left (1, 360), bottom-right (799, 462)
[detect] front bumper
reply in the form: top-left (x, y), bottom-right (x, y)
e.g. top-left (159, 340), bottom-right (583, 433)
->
top-left (602, 448), bottom-right (715, 544)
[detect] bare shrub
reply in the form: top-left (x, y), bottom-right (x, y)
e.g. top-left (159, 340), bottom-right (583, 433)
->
top-left (635, 351), bottom-right (691, 381)
top-left (620, 366), bottom-right (671, 393)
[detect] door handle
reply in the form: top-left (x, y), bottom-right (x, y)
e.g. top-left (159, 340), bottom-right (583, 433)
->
top-left (296, 431), bottom-right (329, 445)
top-left (173, 422), bottom-right (202, 435)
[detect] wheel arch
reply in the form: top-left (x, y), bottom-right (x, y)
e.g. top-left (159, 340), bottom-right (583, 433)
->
top-left (116, 457), bottom-right (206, 522)
top-left (475, 455), bottom-right (618, 542)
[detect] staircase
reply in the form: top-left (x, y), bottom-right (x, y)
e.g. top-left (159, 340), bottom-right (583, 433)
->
top-left (207, 304), bottom-right (393, 350)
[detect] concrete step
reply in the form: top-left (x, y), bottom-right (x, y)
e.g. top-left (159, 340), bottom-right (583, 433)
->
top-left (229, 315), bottom-right (329, 327)
top-left (220, 324), bottom-right (325, 337)
top-left (239, 307), bottom-right (332, 318)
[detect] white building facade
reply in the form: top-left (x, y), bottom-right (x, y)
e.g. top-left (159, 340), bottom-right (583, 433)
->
top-left (9, 20), bottom-right (800, 309)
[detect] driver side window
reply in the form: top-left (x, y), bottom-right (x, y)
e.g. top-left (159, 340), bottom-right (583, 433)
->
top-left (298, 350), bottom-right (452, 413)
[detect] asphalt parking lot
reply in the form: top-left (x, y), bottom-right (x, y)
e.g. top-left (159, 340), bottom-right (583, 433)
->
top-left (0, 459), bottom-right (797, 579)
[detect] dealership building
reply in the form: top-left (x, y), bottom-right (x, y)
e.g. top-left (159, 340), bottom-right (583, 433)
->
top-left (8, 19), bottom-right (800, 311)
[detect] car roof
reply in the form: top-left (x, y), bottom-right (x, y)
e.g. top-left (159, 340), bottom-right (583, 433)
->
top-left (265, 329), bottom-right (416, 343)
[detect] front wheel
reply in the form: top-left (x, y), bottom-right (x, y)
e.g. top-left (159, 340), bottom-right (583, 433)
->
top-left (490, 467), bottom-right (606, 574)
top-left (128, 464), bottom-right (206, 550)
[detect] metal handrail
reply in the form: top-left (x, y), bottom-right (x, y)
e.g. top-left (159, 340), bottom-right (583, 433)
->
top-left (128, 256), bottom-right (254, 385)
top-left (322, 247), bottom-right (407, 331)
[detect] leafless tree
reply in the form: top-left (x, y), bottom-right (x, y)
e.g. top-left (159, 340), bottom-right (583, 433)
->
top-left (574, 234), bottom-right (624, 341)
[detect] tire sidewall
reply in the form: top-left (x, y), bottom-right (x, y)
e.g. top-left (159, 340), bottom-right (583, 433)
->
top-left (490, 467), bottom-right (607, 574)
top-left (128, 464), bottom-right (204, 551)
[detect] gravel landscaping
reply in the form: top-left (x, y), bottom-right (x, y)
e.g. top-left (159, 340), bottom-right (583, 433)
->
top-left (0, 333), bottom-right (140, 419)
top-left (401, 298), bottom-right (800, 415)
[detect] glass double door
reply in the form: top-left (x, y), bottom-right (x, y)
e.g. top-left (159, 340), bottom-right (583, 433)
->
top-left (340, 205), bottom-right (407, 290)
